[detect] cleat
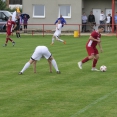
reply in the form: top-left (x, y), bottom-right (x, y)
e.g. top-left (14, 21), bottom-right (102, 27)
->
top-left (3, 44), bottom-right (7, 47)
top-left (63, 41), bottom-right (66, 44)
top-left (50, 43), bottom-right (54, 45)
top-left (12, 42), bottom-right (15, 46)
top-left (78, 61), bottom-right (82, 69)
top-left (57, 71), bottom-right (61, 74)
top-left (91, 68), bottom-right (100, 71)
top-left (19, 72), bottom-right (23, 75)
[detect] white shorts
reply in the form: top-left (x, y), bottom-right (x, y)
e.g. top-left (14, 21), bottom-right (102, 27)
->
top-left (31, 46), bottom-right (51, 61)
top-left (54, 32), bottom-right (61, 37)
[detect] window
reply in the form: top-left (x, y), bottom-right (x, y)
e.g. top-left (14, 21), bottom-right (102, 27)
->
top-left (0, 12), bottom-right (7, 21)
top-left (33, 5), bottom-right (45, 18)
top-left (59, 5), bottom-right (71, 18)
top-left (9, 0), bottom-right (22, 4)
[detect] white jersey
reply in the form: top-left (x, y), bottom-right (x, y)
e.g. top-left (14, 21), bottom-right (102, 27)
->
top-left (31, 46), bottom-right (51, 60)
top-left (106, 16), bottom-right (111, 23)
top-left (54, 23), bottom-right (62, 37)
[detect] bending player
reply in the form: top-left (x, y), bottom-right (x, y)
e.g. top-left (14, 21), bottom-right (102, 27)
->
top-left (19, 46), bottom-right (61, 74)
top-left (3, 16), bottom-right (16, 47)
top-left (78, 25), bottom-right (104, 71)
top-left (51, 20), bottom-right (66, 45)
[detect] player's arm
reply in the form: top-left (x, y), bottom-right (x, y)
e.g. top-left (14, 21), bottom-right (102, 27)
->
top-left (98, 41), bottom-right (103, 53)
top-left (89, 35), bottom-right (101, 42)
top-left (47, 59), bottom-right (52, 73)
top-left (33, 60), bottom-right (37, 73)
top-left (54, 18), bottom-right (59, 24)
top-left (12, 22), bottom-right (17, 31)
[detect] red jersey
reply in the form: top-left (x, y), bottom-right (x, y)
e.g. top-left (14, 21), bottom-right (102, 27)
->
top-left (6, 20), bottom-right (15, 33)
top-left (86, 31), bottom-right (101, 48)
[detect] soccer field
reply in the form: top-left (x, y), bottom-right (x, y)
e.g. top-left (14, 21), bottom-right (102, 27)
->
top-left (0, 34), bottom-right (117, 117)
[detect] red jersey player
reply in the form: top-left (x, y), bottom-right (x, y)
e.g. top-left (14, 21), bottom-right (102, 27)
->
top-left (3, 16), bottom-right (16, 47)
top-left (78, 25), bottom-right (104, 71)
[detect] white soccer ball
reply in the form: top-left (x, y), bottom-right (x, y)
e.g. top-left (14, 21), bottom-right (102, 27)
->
top-left (100, 65), bottom-right (107, 72)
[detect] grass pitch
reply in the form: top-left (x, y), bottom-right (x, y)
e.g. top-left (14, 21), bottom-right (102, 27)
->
top-left (0, 34), bottom-right (117, 117)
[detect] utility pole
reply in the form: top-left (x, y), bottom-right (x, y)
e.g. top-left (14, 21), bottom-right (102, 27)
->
top-left (112, 0), bottom-right (115, 33)
top-left (6, 0), bottom-right (9, 8)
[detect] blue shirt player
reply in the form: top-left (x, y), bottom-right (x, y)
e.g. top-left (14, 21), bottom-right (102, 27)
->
top-left (54, 15), bottom-right (66, 27)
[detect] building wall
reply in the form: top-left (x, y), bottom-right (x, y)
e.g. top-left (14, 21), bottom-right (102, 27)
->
top-left (22, 0), bottom-right (82, 31)
top-left (83, 0), bottom-right (116, 15)
top-left (82, 0), bottom-right (117, 31)
top-left (22, 0), bottom-right (116, 31)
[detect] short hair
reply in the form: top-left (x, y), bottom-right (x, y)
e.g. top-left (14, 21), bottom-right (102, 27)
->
top-left (98, 25), bottom-right (104, 29)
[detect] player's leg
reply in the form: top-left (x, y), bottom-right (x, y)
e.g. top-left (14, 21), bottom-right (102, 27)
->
top-left (16, 30), bottom-right (18, 38)
top-left (17, 30), bottom-right (20, 38)
top-left (55, 34), bottom-right (66, 44)
top-left (78, 47), bottom-right (94, 69)
top-left (19, 59), bottom-right (35, 74)
top-left (43, 47), bottom-right (60, 73)
top-left (49, 56), bottom-right (60, 74)
top-left (15, 26), bottom-right (19, 38)
top-left (91, 49), bottom-right (100, 71)
top-left (4, 34), bottom-right (9, 46)
top-left (51, 35), bottom-right (55, 45)
top-left (16, 25), bottom-right (20, 38)
top-left (3, 33), bottom-right (11, 46)
top-left (7, 35), bottom-right (15, 46)
top-left (48, 59), bottom-right (52, 73)
top-left (19, 46), bottom-right (43, 74)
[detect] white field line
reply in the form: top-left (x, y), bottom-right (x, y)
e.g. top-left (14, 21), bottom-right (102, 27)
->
top-left (71, 89), bottom-right (117, 117)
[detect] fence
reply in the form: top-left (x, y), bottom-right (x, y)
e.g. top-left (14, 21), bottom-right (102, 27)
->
top-left (0, 23), bottom-right (117, 37)
top-left (24, 24), bottom-right (80, 37)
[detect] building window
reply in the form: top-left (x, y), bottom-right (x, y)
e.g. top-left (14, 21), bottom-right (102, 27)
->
top-left (59, 5), bottom-right (71, 18)
top-left (33, 5), bottom-right (45, 18)
top-left (9, 0), bottom-right (22, 4)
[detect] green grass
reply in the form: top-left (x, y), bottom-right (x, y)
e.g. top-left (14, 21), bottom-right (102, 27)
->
top-left (0, 34), bottom-right (117, 117)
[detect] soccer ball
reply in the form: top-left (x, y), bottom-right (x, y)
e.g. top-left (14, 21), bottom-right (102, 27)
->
top-left (100, 65), bottom-right (107, 72)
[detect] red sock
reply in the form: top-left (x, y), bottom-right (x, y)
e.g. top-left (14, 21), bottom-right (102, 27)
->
top-left (6, 38), bottom-right (9, 43)
top-left (8, 38), bottom-right (13, 42)
top-left (92, 59), bottom-right (98, 67)
top-left (82, 57), bottom-right (89, 63)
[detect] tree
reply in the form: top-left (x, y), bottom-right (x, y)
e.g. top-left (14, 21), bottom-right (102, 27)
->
top-left (0, 0), bottom-right (7, 10)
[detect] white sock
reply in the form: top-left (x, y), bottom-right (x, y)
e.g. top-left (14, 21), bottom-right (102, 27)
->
top-left (51, 59), bottom-right (59, 71)
top-left (21, 62), bottom-right (30, 73)
top-left (56, 36), bottom-right (64, 42)
top-left (52, 37), bottom-right (54, 43)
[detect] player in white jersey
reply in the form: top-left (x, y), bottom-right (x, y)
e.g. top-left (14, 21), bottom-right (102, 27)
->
top-left (51, 20), bottom-right (66, 45)
top-left (19, 46), bottom-right (60, 74)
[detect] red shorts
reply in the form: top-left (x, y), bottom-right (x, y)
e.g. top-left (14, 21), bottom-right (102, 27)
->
top-left (7, 31), bottom-right (11, 36)
top-left (86, 46), bottom-right (99, 56)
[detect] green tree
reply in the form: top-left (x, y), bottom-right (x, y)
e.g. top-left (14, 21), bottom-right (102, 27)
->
top-left (0, 0), bottom-right (7, 10)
